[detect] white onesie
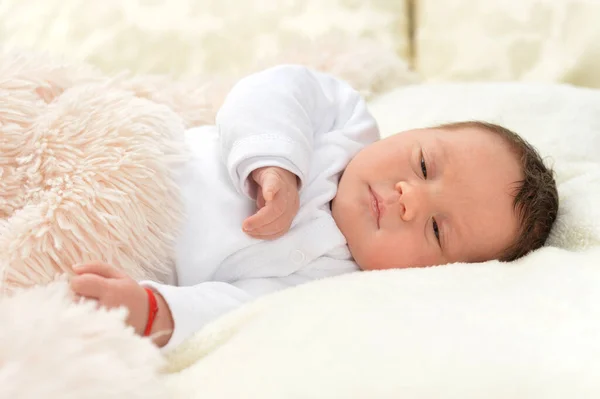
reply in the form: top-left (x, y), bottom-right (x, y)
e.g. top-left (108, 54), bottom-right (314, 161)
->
top-left (142, 65), bottom-right (379, 350)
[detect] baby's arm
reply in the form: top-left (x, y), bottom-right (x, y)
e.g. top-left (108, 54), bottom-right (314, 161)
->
top-left (218, 64), bottom-right (378, 196)
top-left (70, 262), bottom-right (177, 347)
top-left (70, 262), bottom-right (290, 350)
top-left (218, 65), bottom-right (379, 233)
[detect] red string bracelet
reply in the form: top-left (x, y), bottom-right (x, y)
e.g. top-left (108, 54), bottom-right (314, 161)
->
top-left (143, 287), bottom-right (159, 337)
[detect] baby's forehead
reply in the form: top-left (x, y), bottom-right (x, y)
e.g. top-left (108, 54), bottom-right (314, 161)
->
top-left (436, 126), bottom-right (518, 164)
top-left (447, 196), bottom-right (520, 264)
top-left (432, 124), bottom-right (506, 142)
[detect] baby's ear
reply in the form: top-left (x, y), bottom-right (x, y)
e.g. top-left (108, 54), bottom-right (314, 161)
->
top-left (34, 82), bottom-right (64, 104)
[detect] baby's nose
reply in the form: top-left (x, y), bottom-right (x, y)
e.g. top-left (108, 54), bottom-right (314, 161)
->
top-left (394, 181), bottom-right (417, 222)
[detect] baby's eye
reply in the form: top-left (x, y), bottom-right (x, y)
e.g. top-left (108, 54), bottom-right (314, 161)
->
top-left (432, 218), bottom-right (440, 244)
top-left (420, 155), bottom-right (428, 179)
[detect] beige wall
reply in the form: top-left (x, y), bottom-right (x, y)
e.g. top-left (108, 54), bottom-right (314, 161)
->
top-left (415, 0), bottom-right (600, 88)
top-left (0, 0), bottom-right (409, 78)
top-left (1, 0), bottom-right (599, 88)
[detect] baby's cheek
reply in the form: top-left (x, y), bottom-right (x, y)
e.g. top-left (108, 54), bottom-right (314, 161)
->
top-left (368, 233), bottom-right (442, 270)
top-left (354, 234), bottom-right (407, 271)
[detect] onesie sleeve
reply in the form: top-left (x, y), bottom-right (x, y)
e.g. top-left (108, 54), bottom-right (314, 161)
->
top-left (216, 64), bottom-right (379, 199)
top-left (139, 278), bottom-right (294, 351)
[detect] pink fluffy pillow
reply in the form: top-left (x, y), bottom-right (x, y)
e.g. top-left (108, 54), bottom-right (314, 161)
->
top-left (0, 54), bottom-right (187, 290)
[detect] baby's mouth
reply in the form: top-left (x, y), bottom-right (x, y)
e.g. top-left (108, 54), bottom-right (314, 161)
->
top-left (369, 186), bottom-right (381, 228)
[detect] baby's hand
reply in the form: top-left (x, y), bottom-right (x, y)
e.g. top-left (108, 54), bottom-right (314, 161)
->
top-left (70, 262), bottom-right (172, 344)
top-left (243, 166), bottom-right (300, 240)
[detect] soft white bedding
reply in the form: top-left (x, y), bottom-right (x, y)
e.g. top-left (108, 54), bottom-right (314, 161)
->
top-left (166, 247), bottom-right (600, 399)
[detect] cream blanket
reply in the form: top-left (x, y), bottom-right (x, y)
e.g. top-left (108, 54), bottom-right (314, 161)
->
top-left (165, 247), bottom-right (600, 399)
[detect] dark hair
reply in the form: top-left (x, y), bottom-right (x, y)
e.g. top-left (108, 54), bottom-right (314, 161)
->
top-left (438, 121), bottom-right (559, 261)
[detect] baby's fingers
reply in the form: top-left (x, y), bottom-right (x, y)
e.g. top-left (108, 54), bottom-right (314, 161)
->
top-left (244, 214), bottom-right (291, 240)
top-left (70, 274), bottom-right (107, 299)
top-left (243, 199), bottom-right (284, 232)
top-left (73, 262), bottom-right (123, 279)
top-left (256, 189), bottom-right (266, 210)
top-left (260, 173), bottom-right (281, 202)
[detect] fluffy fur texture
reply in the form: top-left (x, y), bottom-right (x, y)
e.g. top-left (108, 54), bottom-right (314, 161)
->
top-left (0, 280), bottom-right (166, 399)
top-left (0, 53), bottom-right (190, 289)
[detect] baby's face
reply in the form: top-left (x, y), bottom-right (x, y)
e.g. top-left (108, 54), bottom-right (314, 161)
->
top-left (331, 126), bottom-right (522, 270)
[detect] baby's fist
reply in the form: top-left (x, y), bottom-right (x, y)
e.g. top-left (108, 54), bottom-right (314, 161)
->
top-left (243, 166), bottom-right (300, 240)
top-left (70, 262), bottom-right (150, 336)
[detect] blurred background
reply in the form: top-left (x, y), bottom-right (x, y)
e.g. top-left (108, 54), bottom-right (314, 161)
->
top-left (1, 0), bottom-right (599, 88)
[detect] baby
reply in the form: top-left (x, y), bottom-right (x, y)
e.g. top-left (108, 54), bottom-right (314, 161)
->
top-left (70, 65), bottom-right (558, 350)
